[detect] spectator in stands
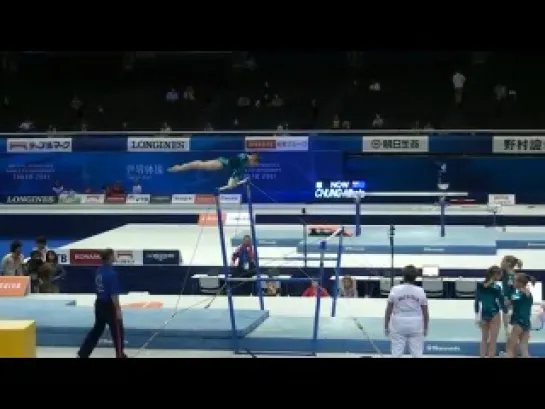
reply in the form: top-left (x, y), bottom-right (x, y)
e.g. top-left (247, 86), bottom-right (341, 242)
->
top-left (107, 181), bottom-right (125, 196)
top-left (160, 122), bottom-right (172, 133)
top-left (165, 88), bottom-right (179, 103)
top-left (332, 115), bottom-right (340, 129)
top-left (26, 250), bottom-right (44, 293)
top-left (311, 99), bottom-right (319, 125)
top-left (369, 81), bottom-right (381, 92)
top-left (53, 180), bottom-right (64, 195)
top-left (264, 281), bottom-right (280, 297)
top-left (132, 179), bottom-right (142, 194)
top-left (47, 125), bottom-right (57, 134)
top-left (204, 123), bottom-right (214, 131)
top-left (302, 281), bottom-right (329, 297)
top-left (270, 94), bottom-right (284, 107)
top-left (342, 120), bottom-right (351, 129)
top-left (237, 96), bottom-right (251, 107)
top-left (70, 95), bottom-right (84, 119)
top-left (34, 236), bottom-right (48, 261)
top-left (452, 71), bottom-right (466, 105)
top-left (45, 250), bottom-right (66, 293)
top-left (183, 86), bottom-right (195, 101)
top-left (372, 114), bottom-right (384, 128)
top-left (19, 119), bottom-right (33, 132)
top-left (1, 241), bottom-right (24, 276)
top-left (339, 275), bottom-right (358, 298)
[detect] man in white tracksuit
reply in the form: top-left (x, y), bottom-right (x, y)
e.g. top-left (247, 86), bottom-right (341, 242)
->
top-left (384, 265), bottom-right (429, 357)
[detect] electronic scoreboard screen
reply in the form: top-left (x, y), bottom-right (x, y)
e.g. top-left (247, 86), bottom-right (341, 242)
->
top-left (314, 180), bottom-right (366, 202)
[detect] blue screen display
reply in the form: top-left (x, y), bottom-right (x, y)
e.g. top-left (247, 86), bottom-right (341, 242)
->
top-left (1, 151), bottom-right (345, 203)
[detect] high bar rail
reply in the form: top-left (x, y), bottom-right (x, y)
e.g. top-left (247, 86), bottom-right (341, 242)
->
top-left (218, 178), bottom-right (249, 192)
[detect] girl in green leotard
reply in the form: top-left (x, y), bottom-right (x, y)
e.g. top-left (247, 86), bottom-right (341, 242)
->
top-left (500, 255), bottom-right (523, 340)
top-left (168, 153), bottom-right (260, 188)
top-left (474, 265), bottom-right (506, 358)
top-left (506, 273), bottom-right (534, 358)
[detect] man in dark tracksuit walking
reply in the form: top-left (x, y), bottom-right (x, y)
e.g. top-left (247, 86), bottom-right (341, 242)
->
top-left (78, 248), bottom-right (127, 358)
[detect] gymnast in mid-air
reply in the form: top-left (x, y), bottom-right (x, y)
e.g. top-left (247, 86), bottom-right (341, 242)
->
top-left (168, 153), bottom-right (260, 188)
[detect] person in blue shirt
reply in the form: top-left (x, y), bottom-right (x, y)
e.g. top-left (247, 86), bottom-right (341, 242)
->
top-left (474, 265), bottom-right (507, 358)
top-left (168, 153), bottom-right (260, 188)
top-left (506, 273), bottom-right (534, 358)
top-left (77, 248), bottom-right (127, 358)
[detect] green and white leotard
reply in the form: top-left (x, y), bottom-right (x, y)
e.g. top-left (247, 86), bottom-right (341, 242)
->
top-left (218, 153), bottom-right (250, 180)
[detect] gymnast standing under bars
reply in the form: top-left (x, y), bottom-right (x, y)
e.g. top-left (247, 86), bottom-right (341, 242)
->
top-left (167, 153), bottom-right (260, 188)
top-left (384, 265), bottom-right (429, 358)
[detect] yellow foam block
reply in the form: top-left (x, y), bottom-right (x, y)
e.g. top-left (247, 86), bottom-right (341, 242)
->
top-left (0, 320), bottom-right (36, 358)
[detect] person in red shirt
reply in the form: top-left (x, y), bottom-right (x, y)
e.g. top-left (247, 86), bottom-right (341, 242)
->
top-left (302, 281), bottom-right (329, 297)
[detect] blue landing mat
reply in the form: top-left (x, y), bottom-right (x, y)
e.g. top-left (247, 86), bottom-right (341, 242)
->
top-left (1, 302), bottom-right (268, 341)
top-left (231, 229), bottom-right (308, 247)
top-left (496, 232), bottom-right (545, 249)
top-left (30, 314), bottom-right (545, 356)
top-left (298, 226), bottom-right (497, 255)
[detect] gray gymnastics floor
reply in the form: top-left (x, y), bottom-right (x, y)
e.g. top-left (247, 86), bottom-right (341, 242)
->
top-left (36, 348), bottom-right (473, 358)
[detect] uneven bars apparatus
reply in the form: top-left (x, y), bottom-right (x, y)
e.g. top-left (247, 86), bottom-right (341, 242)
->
top-left (353, 189), bottom-right (469, 238)
top-left (215, 179), bottom-right (345, 355)
top-left (226, 227), bottom-right (344, 356)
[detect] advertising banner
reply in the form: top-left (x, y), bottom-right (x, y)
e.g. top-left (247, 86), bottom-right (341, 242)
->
top-left (142, 250), bottom-right (181, 265)
top-left (127, 137), bottom-right (191, 152)
top-left (245, 136), bottom-right (309, 151)
top-left (150, 195), bottom-right (172, 204)
top-left (58, 193), bottom-right (82, 204)
top-left (198, 212), bottom-right (222, 226)
top-left (4, 195), bottom-right (57, 205)
top-left (80, 194), bottom-right (105, 204)
top-left (114, 250), bottom-right (143, 266)
top-left (55, 249), bottom-right (69, 265)
top-left (362, 136), bottom-right (429, 153)
top-left (195, 194), bottom-right (215, 205)
top-left (126, 194), bottom-right (151, 204)
top-left (7, 138), bottom-right (72, 153)
top-left (219, 194), bottom-right (242, 204)
top-left (493, 136), bottom-right (545, 154)
top-left (224, 212), bottom-right (252, 227)
top-left (171, 194), bottom-right (195, 204)
top-left (104, 194), bottom-right (127, 204)
top-left (0, 276), bottom-right (30, 297)
top-left (70, 249), bottom-right (102, 266)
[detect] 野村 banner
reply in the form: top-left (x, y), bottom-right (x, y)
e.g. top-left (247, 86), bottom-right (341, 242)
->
top-left (492, 136), bottom-right (545, 154)
top-left (244, 136), bottom-right (309, 151)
